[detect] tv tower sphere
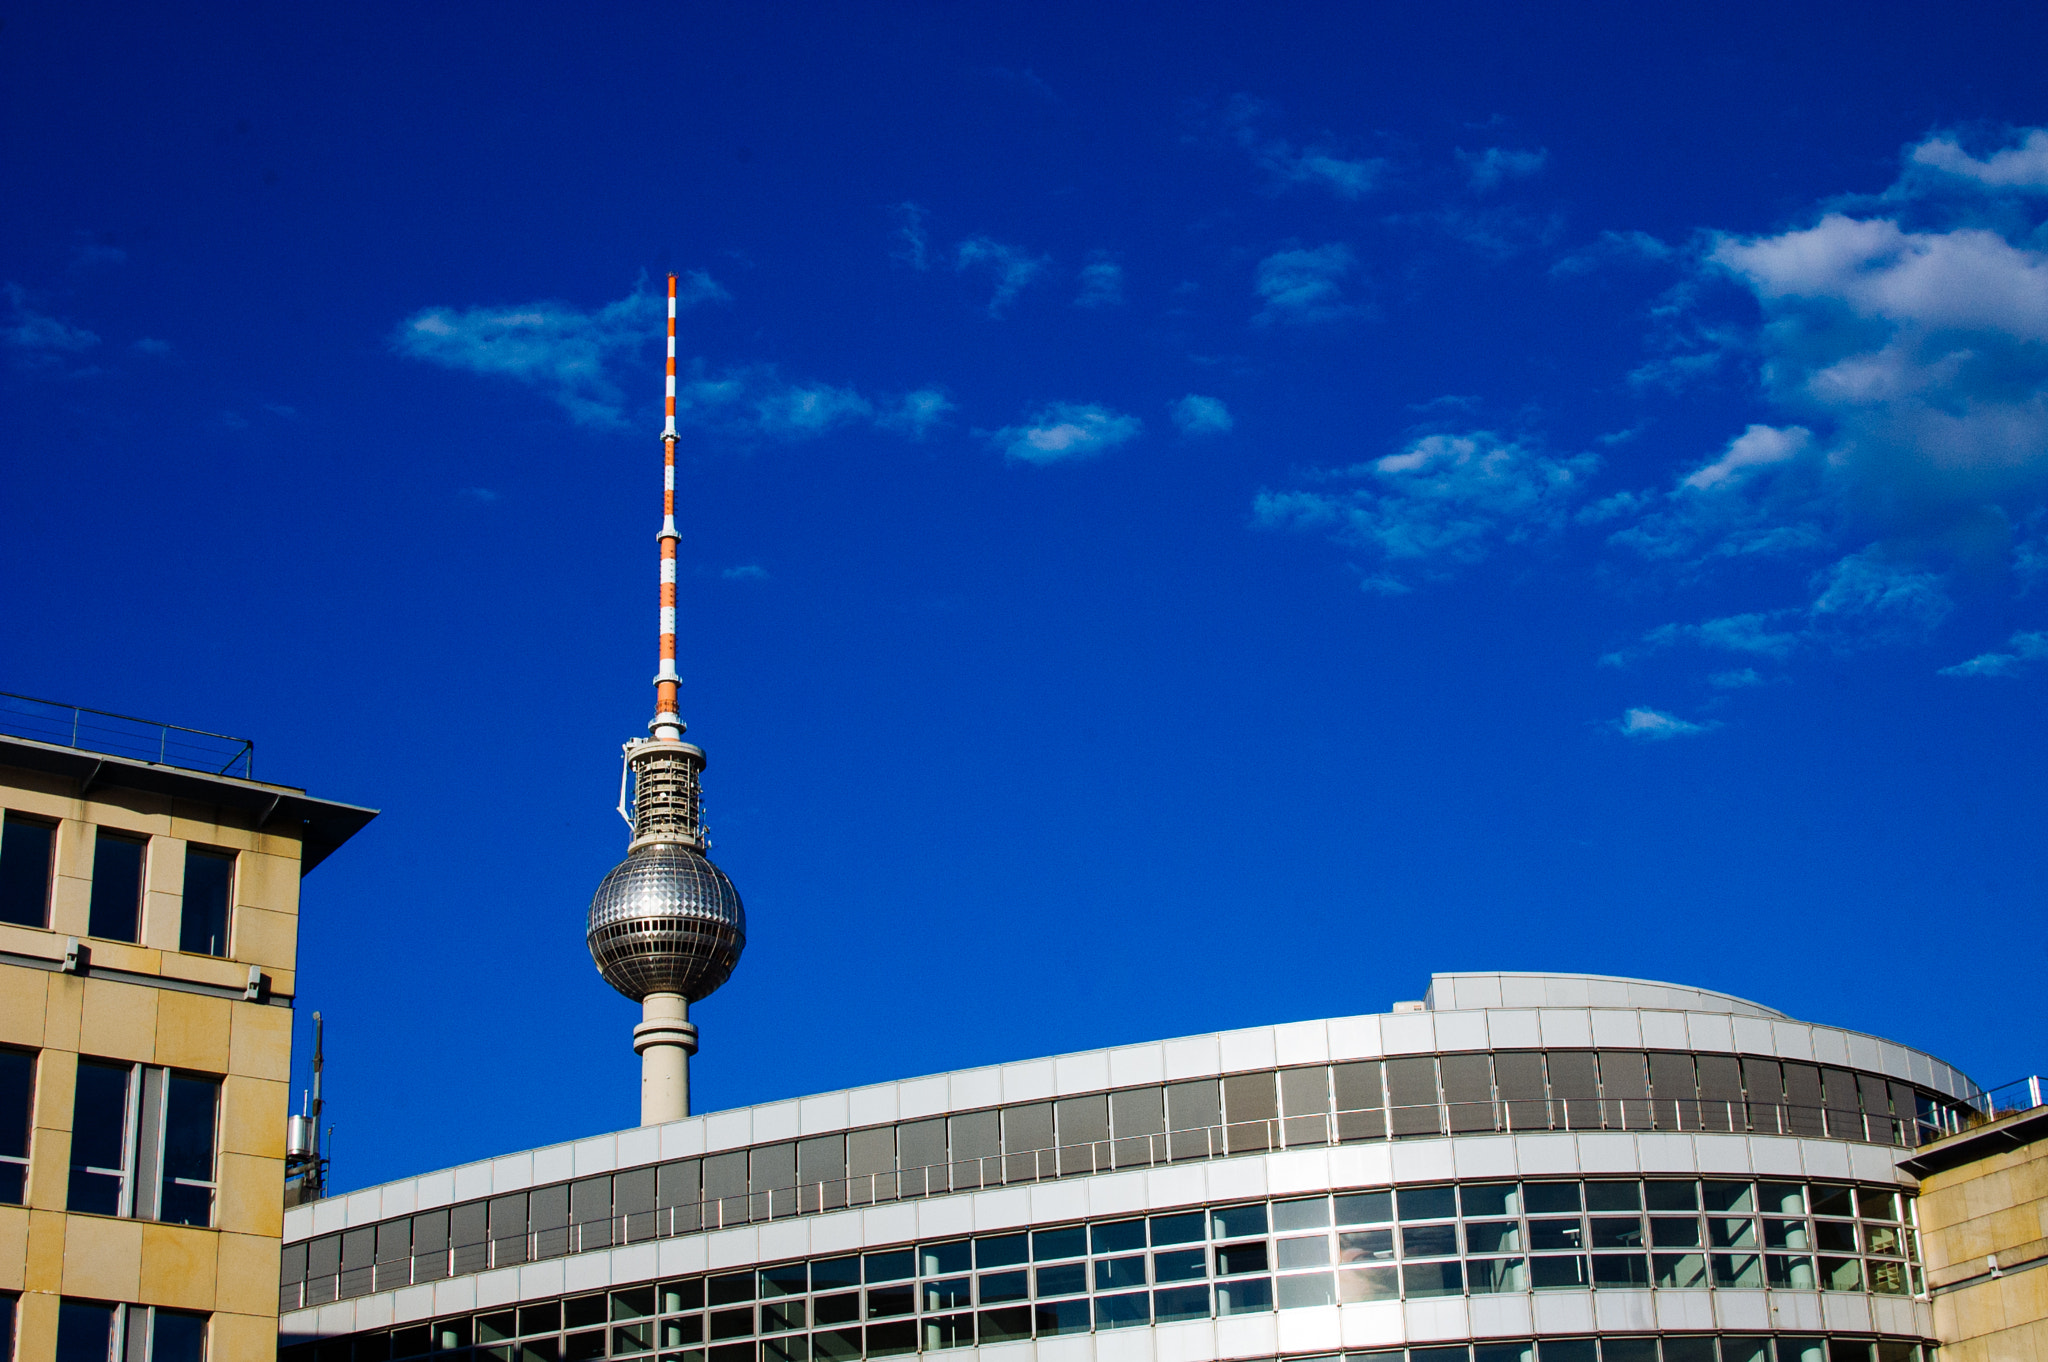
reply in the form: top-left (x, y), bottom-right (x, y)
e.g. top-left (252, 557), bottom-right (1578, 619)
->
top-left (585, 273), bottom-right (747, 1126)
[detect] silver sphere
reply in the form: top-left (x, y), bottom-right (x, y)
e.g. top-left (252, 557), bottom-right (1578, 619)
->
top-left (586, 844), bottom-right (746, 1002)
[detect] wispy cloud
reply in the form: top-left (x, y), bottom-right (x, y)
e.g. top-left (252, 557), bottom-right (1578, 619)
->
top-left (1613, 707), bottom-right (1714, 740)
top-left (1939, 629), bottom-right (2048, 676)
top-left (1170, 394), bottom-right (1234, 436)
top-left (1221, 96), bottom-right (1386, 200)
top-left (1254, 431), bottom-right (1597, 589)
top-left (988, 403), bottom-right (1142, 465)
top-left (1907, 128), bottom-right (2048, 191)
top-left (458, 486), bottom-right (500, 503)
top-left (133, 337), bottom-right (171, 356)
top-left (679, 364), bottom-right (951, 444)
top-left (392, 275), bottom-right (725, 427)
top-left (955, 236), bottom-right (1052, 316)
top-left (1709, 668), bottom-right (1766, 689)
top-left (721, 564), bottom-right (771, 582)
top-left (3, 284), bottom-right (100, 368)
top-left (1458, 146), bottom-right (1548, 192)
top-left (1551, 229), bottom-right (1678, 278)
top-left (891, 203), bottom-right (933, 270)
top-left (1074, 253), bottom-right (1124, 309)
top-left (1254, 244), bottom-right (1358, 325)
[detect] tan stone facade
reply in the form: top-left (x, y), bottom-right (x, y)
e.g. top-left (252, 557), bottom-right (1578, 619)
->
top-left (0, 736), bottom-right (371, 1362)
top-left (1903, 1106), bottom-right (2048, 1361)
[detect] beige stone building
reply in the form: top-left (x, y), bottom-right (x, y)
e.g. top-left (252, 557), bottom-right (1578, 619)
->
top-left (0, 721), bottom-right (371, 1362)
top-left (1901, 1097), bottom-right (2048, 1361)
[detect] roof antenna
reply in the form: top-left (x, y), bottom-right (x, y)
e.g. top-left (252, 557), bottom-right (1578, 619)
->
top-left (284, 1012), bottom-right (328, 1203)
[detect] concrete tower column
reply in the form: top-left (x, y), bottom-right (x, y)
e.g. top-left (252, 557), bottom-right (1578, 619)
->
top-left (633, 992), bottom-right (699, 1124)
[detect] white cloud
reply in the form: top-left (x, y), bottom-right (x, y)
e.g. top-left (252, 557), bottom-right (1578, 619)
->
top-left (3, 284), bottom-right (100, 360)
top-left (1254, 244), bottom-right (1357, 325)
top-left (1908, 129), bottom-right (2048, 192)
top-left (1170, 394), bottom-right (1234, 436)
top-left (1709, 668), bottom-right (1765, 689)
top-left (1939, 629), bottom-right (2048, 676)
top-left (1614, 707), bottom-right (1714, 740)
top-left (955, 236), bottom-right (1051, 317)
top-left (1075, 254), bottom-right (1124, 309)
top-left (1679, 424), bottom-right (1812, 491)
top-left (1806, 551), bottom-right (1952, 644)
top-left (1551, 230), bottom-right (1677, 277)
top-left (393, 276), bottom-right (725, 427)
top-left (1253, 431), bottom-right (1597, 585)
top-left (876, 388), bottom-right (955, 439)
top-left (1223, 96), bottom-right (1385, 200)
top-left (1644, 612), bottom-right (1803, 660)
top-left (891, 203), bottom-right (933, 269)
top-left (989, 403), bottom-right (1142, 465)
top-left (1459, 146), bottom-right (1549, 192)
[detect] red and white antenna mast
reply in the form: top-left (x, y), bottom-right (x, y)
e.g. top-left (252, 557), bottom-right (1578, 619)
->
top-left (654, 273), bottom-right (683, 743)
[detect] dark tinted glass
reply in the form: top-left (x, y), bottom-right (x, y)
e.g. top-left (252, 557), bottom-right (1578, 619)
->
top-left (971, 1236), bottom-right (1025, 1270)
top-left (809, 1258), bottom-right (859, 1291)
top-left (88, 834), bottom-right (145, 943)
top-left (0, 1048), bottom-right (33, 1190)
top-left (1030, 1227), bottom-right (1084, 1261)
top-left (1397, 1186), bottom-right (1456, 1221)
top-left (0, 817), bottom-right (54, 928)
top-left (862, 1250), bottom-right (913, 1283)
top-left (56, 1299), bottom-right (115, 1362)
top-left (1090, 1220), bottom-right (1144, 1255)
top-left (159, 1074), bottom-right (219, 1226)
top-left (153, 1309), bottom-right (208, 1362)
top-left (1148, 1213), bottom-right (1204, 1246)
top-left (179, 849), bottom-right (233, 956)
top-left (69, 1062), bottom-right (131, 1214)
top-left (1524, 1182), bottom-right (1582, 1214)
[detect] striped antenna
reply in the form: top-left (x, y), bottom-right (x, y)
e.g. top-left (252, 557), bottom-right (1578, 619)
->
top-left (653, 274), bottom-right (683, 741)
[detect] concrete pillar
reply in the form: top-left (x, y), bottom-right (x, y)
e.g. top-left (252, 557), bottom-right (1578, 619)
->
top-left (633, 993), bottom-right (699, 1125)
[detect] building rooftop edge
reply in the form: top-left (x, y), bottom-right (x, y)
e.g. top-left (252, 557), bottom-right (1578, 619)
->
top-left (0, 731), bottom-right (379, 872)
top-left (1897, 1102), bottom-right (2048, 1179)
top-left (308, 974), bottom-right (1978, 1216)
top-left (1427, 970), bottom-right (1789, 1020)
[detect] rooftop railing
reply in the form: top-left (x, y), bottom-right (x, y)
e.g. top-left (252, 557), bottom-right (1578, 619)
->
top-left (1971, 1075), bottom-right (2046, 1123)
top-left (0, 691), bottom-right (254, 780)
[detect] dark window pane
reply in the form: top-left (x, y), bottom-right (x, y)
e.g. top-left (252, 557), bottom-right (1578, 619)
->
top-left (1585, 1181), bottom-right (1640, 1212)
top-left (159, 1074), bottom-right (219, 1227)
top-left (1093, 1256), bottom-right (1146, 1290)
top-left (973, 1309), bottom-right (1028, 1345)
top-left (179, 850), bottom-right (233, 957)
top-left (1031, 1299), bottom-right (1089, 1337)
top-left (707, 1274), bottom-right (753, 1306)
top-left (1090, 1219), bottom-right (1144, 1255)
top-left (0, 1049), bottom-right (35, 1166)
top-left (1336, 1190), bottom-right (1394, 1224)
top-left (863, 1286), bottom-right (912, 1320)
top-left (1093, 1292), bottom-right (1150, 1330)
top-left (57, 1300), bottom-right (116, 1362)
top-left (758, 1266), bottom-right (806, 1299)
top-left (1524, 1182), bottom-right (1581, 1214)
top-left (1214, 1242), bottom-right (1267, 1276)
top-left (1402, 1224), bottom-right (1458, 1258)
top-left (811, 1329), bottom-right (861, 1362)
top-left (1152, 1284), bottom-right (1210, 1323)
top-left (1529, 1256), bottom-right (1588, 1289)
top-left (0, 817), bottom-right (54, 928)
top-left (1215, 1276), bottom-right (1271, 1314)
top-left (810, 1257), bottom-right (859, 1291)
top-left (1032, 1263), bottom-right (1085, 1298)
top-left (973, 1273), bottom-right (1025, 1306)
top-left (88, 834), bottom-right (145, 943)
top-left (69, 1062), bottom-right (131, 1215)
top-left (862, 1250), bottom-right (912, 1283)
top-left (919, 1279), bottom-right (969, 1313)
top-left (864, 1320), bottom-right (914, 1358)
top-left (1398, 1185), bottom-right (1456, 1221)
top-left (707, 1309), bottom-right (752, 1341)
top-left (1590, 1217), bottom-right (1644, 1248)
top-left (1592, 1254), bottom-right (1650, 1287)
top-left (1028, 1228), bottom-right (1082, 1262)
top-left (563, 1296), bottom-right (603, 1329)
top-left (1147, 1212), bottom-right (1204, 1246)
top-left (1211, 1203), bottom-right (1266, 1240)
top-left (970, 1236), bottom-right (1025, 1270)
top-left (1152, 1248), bottom-right (1206, 1282)
top-left (1402, 1261), bottom-right (1463, 1297)
top-left (810, 1294), bottom-right (858, 1326)
top-left (1528, 1219), bottom-right (1583, 1251)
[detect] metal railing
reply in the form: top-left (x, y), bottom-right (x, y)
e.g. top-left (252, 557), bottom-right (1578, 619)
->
top-left (0, 691), bottom-right (254, 779)
top-left (1971, 1075), bottom-right (2046, 1124)
top-left (292, 1099), bottom-right (1935, 1310)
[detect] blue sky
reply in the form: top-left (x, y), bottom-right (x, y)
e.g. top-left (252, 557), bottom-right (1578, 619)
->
top-left (5, 1), bottom-right (2046, 1191)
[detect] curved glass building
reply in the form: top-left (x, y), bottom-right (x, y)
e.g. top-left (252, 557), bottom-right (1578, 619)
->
top-left (278, 973), bottom-right (1979, 1362)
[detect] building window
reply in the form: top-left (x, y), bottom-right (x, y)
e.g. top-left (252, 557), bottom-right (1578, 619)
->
top-left (67, 1060), bottom-right (220, 1226)
top-left (56, 1301), bottom-right (206, 1362)
top-left (179, 848), bottom-right (233, 957)
top-left (0, 1048), bottom-right (34, 1205)
top-left (56, 1300), bottom-right (115, 1362)
top-left (68, 1062), bottom-right (132, 1216)
top-left (0, 813), bottom-right (55, 929)
top-left (89, 831), bottom-right (146, 944)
